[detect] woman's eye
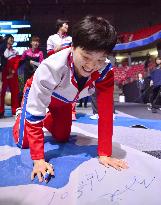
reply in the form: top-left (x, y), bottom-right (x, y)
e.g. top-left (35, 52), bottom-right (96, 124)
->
top-left (98, 60), bottom-right (104, 63)
top-left (83, 56), bottom-right (89, 60)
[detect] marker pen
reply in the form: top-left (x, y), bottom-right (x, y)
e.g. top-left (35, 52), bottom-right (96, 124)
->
top-left (44, 164), bottom-right (53, 183)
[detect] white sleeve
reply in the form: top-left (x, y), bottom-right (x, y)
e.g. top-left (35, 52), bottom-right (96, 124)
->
top-left (47, 36), bottom-right (54, 51)
top-left (26, 58), bottom-right (62, 120)
top-left (47, 35), bottom-right (60, 52)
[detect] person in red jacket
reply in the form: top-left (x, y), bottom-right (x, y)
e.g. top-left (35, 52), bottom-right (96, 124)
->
top-left (0, 34), bottom-right (20, 118)
top-left (13, 15), bottom-right (128, 183)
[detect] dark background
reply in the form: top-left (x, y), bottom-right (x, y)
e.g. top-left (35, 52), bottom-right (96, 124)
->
top-left (1, 0), bottom-right (161, 45)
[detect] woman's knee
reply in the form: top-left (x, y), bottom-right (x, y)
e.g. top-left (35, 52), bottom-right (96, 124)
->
top-left (53, 128), bottom-right (71, 143)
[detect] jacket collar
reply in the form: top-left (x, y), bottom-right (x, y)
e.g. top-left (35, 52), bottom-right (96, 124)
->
top-left (67, 52), bottom-right (101, 90)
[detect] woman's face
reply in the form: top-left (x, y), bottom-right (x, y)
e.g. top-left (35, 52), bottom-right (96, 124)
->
top-left (156, 58), bottom-right (161, 65)
top-left (138, 73), bottom-right (142, 79)
top-left (31, 40), bottom-right (40, 49)
top-left (7, 37), bottom-right (14, 46)
top-left (72, 46), bottom-right (107, 78)
top-left (60, 23), bottom-right (69, 34)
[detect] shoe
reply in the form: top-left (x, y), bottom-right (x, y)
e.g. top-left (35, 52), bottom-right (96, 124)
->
top-left (90, 114), bottom-right (99, 120)
top-left (147, 106), bottom-right (152, 110)
top-left (147, 103), bottom-right (152, 110)
top-left (77, 104), bottom-right (82, 108)
top-left (72, 113), bottom-right (77, 121)
top-left (152, 108), bottom-right (157, 113)
top-left (0, 112), bottom-right (4, 118)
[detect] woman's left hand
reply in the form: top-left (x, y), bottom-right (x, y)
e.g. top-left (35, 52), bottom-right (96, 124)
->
top-left (98, 156), bottom-right (128, 171)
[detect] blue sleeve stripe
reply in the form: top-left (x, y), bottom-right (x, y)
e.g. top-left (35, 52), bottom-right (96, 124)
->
top-left (52, 92), bottom-right (75, 103)
top-left (62, 42), bottom-right (71, 46)
top-left (25, 111), bottom-right (45, 122)
top-left (96, 63), bottom-right (112, 82)
top-left (18, 88), bottom-right (30, 148)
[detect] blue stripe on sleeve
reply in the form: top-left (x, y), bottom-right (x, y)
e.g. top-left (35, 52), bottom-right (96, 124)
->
top-left (18, 88), bottom-right (30, 148)
top-left (25, 111), bottom-right (45, 122)
top-left (96, 63), bottom-right (112, 82)
top-left (52, 92), bottom-right (76, 103)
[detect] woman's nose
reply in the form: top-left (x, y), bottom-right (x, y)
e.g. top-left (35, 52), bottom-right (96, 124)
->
top-left (85, 62), bottom-right (96, 70)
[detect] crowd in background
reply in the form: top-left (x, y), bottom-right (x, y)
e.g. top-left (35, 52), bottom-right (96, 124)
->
top-left (0, 18), bottom-right (161, 119)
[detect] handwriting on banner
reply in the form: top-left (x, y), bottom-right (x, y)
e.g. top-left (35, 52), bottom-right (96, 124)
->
top-left (99, 176), bottom-right (156, 203)
top-left (47, 167), bottom-right (156, 205)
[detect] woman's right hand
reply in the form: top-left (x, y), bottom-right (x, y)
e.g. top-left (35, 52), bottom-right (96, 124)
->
top-left (30, 60), bottom-right (34, 65)
top-left (31, 159), bottom-right (54, 182)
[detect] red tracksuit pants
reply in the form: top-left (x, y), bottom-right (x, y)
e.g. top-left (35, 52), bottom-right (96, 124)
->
top-left (0, 70), bottom-right (19, 115)
top-left (13, 83), bottom-right (72, 149)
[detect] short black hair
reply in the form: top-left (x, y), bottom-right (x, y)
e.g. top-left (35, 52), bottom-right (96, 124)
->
top-left (55, 19), bottom-right (69, 31)
top-left (72, 15), bottom-right (117, 54)
top-left (31, 35), bottom-right (40, 43)
top-left (5, 34), bottom-right (14, 40)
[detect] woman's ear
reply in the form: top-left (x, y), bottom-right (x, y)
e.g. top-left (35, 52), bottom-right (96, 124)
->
top-left (71, 46), bottom-right (74, 52)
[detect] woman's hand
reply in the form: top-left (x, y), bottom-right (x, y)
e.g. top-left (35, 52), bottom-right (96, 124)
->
top-left (98, 156), bottom-right (128, 171)
top-left (30, 60), bottom-right (34, 65)
top-left (31, 159), bottom-right (54, 182)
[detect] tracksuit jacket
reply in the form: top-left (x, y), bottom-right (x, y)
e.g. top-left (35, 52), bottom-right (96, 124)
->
top-left (47, 33), bottom-right (72, 56)
top-left (13, 47), bottom-right (114, 160)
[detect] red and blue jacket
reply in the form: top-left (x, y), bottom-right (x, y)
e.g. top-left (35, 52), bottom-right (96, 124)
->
top-left (20, 48), bottom-right (114, 160)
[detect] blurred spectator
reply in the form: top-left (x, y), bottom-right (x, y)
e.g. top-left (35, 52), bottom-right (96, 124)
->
top-left (144, 52), bottom-right (151, 72)
top-left (0, 35), bottom-right (7, 73)
top-left (136, 73), bottom-right (145, 103)
top-left (0, 35), bottom-right (20, 118)
top-left (77, 97), bottom-right (88, 108)
top-left (128, 33), bottom-right (134, 42)
top-left (149, 56), bottom-right (161, 113)
top-left (47, 19), bottom-right (76, 120)
top-left (47, 19), bottom-right (72, 56)
top-left (20, 35), bottom-right (44, 86)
